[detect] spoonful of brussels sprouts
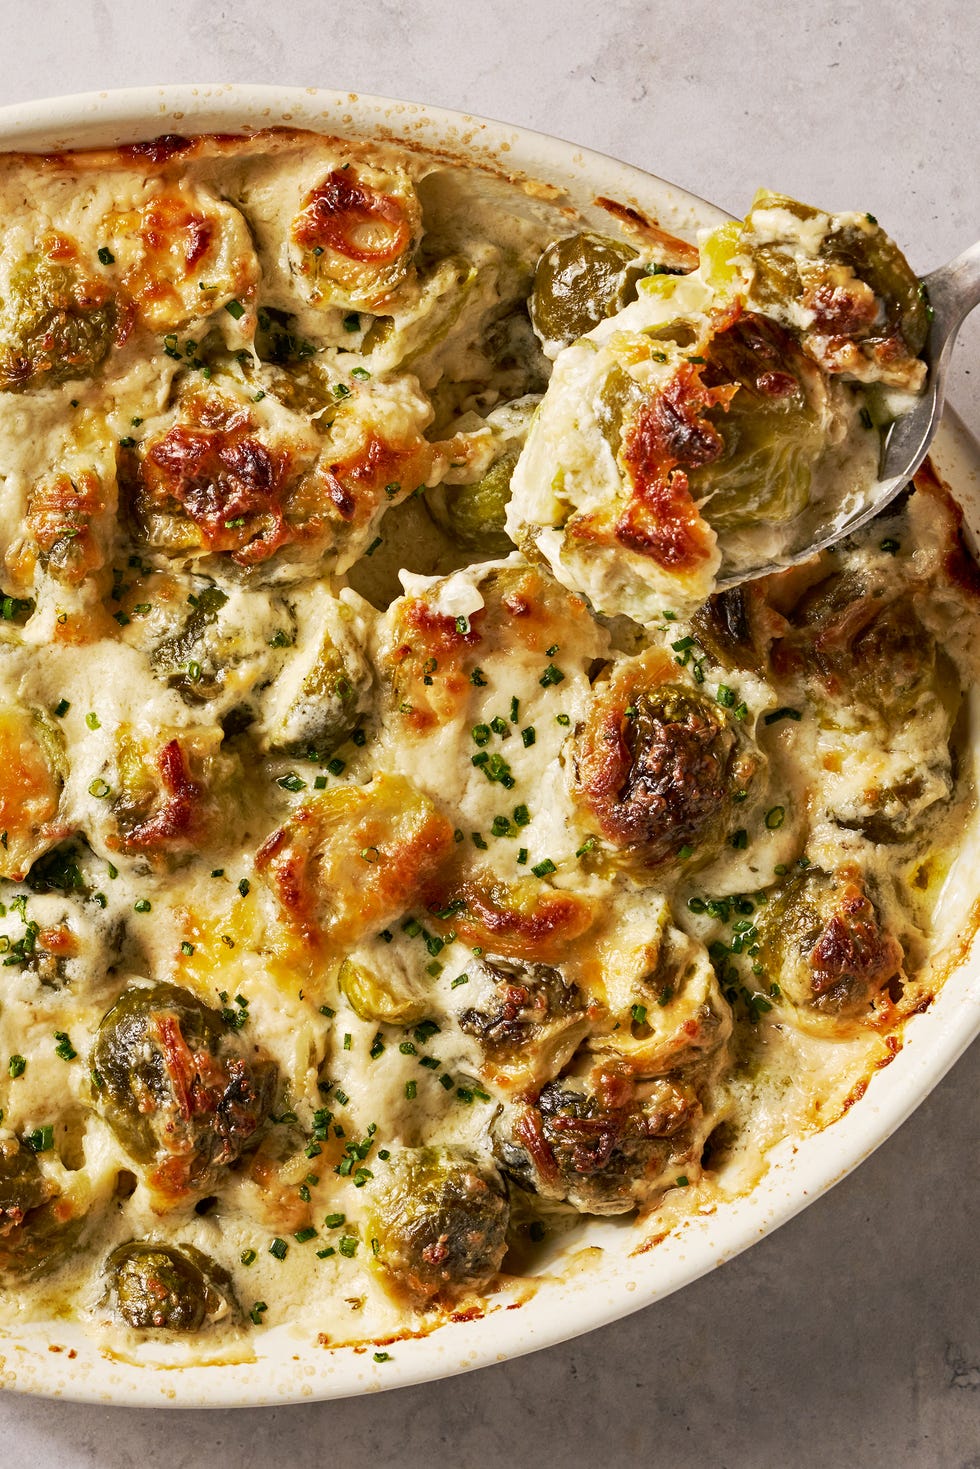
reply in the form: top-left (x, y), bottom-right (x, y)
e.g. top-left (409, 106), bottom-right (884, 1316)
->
top-left (506, 196), bottom-right (980, 620)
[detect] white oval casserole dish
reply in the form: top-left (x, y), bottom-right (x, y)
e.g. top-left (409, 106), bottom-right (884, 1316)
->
top-left (0, 83), bottom-right (976, 1408)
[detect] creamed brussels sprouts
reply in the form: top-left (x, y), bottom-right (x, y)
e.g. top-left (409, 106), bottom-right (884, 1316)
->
top-left (0, 125), bottom-right (969, 1364)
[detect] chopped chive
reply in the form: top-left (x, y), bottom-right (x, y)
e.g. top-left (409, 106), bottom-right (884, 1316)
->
top-left (531, 858), bottom-right (556, 878)
top-left (269, 1237), bottom-right (288, 1260)
top-left (225, 299), bottom-right (246, 320)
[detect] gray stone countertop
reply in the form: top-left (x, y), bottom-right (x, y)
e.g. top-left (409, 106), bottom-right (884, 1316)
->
top-left (0, 2), bottom-right (977, 1463)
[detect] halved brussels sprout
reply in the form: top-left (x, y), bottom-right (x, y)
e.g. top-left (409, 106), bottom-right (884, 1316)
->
top-left (457, 957), bottom-right (589, 1089)
top-left (102, 187), bottom-right (259, 334)
top-left (91, 981), bottom-right (278, 1202)
top-left (586, 904), bottom-right (732, 1078)
top-left (683, 313), bottom-right (834, 533)
top-left (149, 585), bottom-right (229, 702)
top-left (435, 452), bottom-right (517, 558)
top-left (367, 1146), bottom-right (509, 1307)
top-left (0, 1136), bottom-right (85, 1276)
top-left (574, 653), bottom-right (755, 869)
top-left (102, 725), bottom-right (242, 868)
top-left (0, 707), bottom-right (68, 881)
top-left (291, 164), bottom-right (421, 312)
top-left (21, 468), bottom-right (111, 588)
top-left (774, 574), bottom-right (959, 733)
top-left (0, 239), bottom-right (116, 391)
top-left (101, 1241), bottom-right (235, 1331)
top-left (496, 1061), bottom-right (706, 1215)
top-left (337, 955), bottom-right (430, 1027)
top-left (530, 231), bottom-right (642, 350)
top-left (256, 772), bottom-right (455, 953)
top-left (742, 190), bottom-right (928, 389)
top-left (756, 867), bottom-right (904, 1018)
top-left (257, 587), bottom-right (371, 757)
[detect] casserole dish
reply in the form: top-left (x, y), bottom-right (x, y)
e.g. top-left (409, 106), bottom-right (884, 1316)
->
top-left (0, 83), bottom-right (976, 1406)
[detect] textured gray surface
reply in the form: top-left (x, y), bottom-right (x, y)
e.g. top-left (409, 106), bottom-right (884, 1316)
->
top-left (0, 1), bottom-right (977, 1463)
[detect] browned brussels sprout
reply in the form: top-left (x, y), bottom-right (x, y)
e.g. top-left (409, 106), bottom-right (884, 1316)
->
top-left (496, 1062), bottom-right (704, 1215)
top-left (102, 1241), bottom-right (234, 1330)
top-left (744, 191), bottom-right (928, 389)
top-left (367, 1146), bottom-right (509, 1308)
top-left (91, 982), bottom-right (278, 1204)
top-left (457, 957), bottom-right (589, 1089)
top-left (691, 583), bottom-right (774, 676)
top-left (574, 652), bottom-right (755, 868)
top-left (773, 574), bottom-right (958, 733)
top-left (683, 313), bottom-right (832, 533)
top-left (756, 867), bottom-right (904, 1018)
top-left (0, 1136), bottom-right (84, 1276)
top-left (530, 232), bottom-right (642, 348)
top-left (0, 239), bottom-right (117, 392)
top-left (0, 705), bottom-right (69, 880)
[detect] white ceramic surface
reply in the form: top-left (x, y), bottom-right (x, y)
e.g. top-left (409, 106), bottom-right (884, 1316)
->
top-left (0, 83), bottom-right (977, 1410)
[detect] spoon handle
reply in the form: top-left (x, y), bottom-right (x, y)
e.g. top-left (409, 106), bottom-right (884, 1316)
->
top-left (923, 239), bottom-right (980, 345)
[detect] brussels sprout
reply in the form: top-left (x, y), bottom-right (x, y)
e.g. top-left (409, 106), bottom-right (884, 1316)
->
top-left (0, 707), bottom-right (68, 881)
top-left (575, 666), bottom-right (751, 868)
top-left (257, 588), bottom-right (371, 758)
top-left (0, 1136), bottom-right (84, 1276)
top-left (149, 586), bottom-right (229, 702)
top-left (437, 452), bottom-right (517, 558)
top-left (496, 1063), bottom-right (704, 1215)
top-left (684, 313), bottom-right (832, 533)
top-left (91, 982), bottom-right (277, 1199)
top-left (0, 247), bottom-right (116, 392)
top-left (337, 955), bottom-right (430, 1026)
top-left (744, 191), bottom-right (928, 389)
top-left (457, 957), bottom-right (589, 1088)
top-left (102, 725), bottom-right (243, 868)
top-left (691, 585), bottom-right (770, 675)
top-left (367, 1146), bottom-right (509, 1307)
top-left (530, 232), bottom-right (642, 349)
top-left (756, 868), bottom-right (904, 1017)
top-left (778, 576), bottom-right (958, 733)
top-left (102, 1241), bottom-right (234, 1331)
top-left (291, 165), bottom-right (421, 313)
top-left (256, 772), bottom-right (456, 952)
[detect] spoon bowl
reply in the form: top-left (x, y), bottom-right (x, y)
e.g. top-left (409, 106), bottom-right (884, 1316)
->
top-left (716, 238), bottom-right (980, 588)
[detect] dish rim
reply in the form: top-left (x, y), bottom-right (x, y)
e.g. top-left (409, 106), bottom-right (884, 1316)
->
top-left (0, 82), bottom-right (976, 1409)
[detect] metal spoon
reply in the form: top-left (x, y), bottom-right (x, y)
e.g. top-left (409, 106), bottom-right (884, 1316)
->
top-left (715, 238), bottom-right (980, 588)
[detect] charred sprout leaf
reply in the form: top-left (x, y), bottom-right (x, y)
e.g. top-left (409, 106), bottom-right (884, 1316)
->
top-left (102, 1240), bottom-right (234, 1330)
top-left (91, 982), bottom-right (277, 1197)
top-left (531, 232), bottom-right (642, 348)
top-left (367, 1146), bottom-right (509, 1307)
top-left (756, 868), bottom-right (903, 1017)
top-left (0, 251), bottom-right (116, 392)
